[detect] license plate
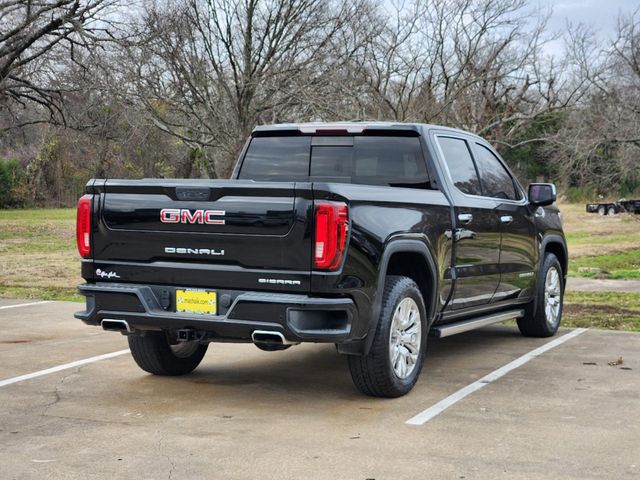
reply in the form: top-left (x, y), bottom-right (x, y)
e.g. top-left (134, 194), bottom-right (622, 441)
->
top-left (175, 289), bottom-right (217, 315)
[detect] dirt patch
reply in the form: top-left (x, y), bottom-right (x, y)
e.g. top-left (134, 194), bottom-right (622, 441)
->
top-left (563, 302), bottom-right (640, 331)
top-left (570, 242), bottom-right (640, 259)
top-left (564, 303), bottom-right (640, 316)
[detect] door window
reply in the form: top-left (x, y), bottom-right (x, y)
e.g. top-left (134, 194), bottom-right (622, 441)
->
top-left (436, 137), bottom-right (481, 195)
top-left (473, 144), bottom-right (520, 200)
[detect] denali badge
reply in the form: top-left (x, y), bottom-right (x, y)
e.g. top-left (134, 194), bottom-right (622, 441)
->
top-left (165, 247), bottom-right (225, 256)
top-left (96, 268), bottom-right (120, 279)
top-left (258, 278), bottom-right (302, 286)
top-left (160, 208), bottom-right (226, 225)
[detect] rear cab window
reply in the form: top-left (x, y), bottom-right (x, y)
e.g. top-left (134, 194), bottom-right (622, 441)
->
top-left (238, 134), bottom-right (433, 189)
top-left (238, 136), bottom-right (311, 181)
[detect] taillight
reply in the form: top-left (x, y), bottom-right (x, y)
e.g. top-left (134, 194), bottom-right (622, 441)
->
top-left (314, 201), bottom-right (349, 270)
top-left (76, 194), bottom-right (92, 258)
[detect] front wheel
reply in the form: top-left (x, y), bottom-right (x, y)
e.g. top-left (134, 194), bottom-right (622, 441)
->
top-left (128, 331), bottom-right (208, 376)
top-left (347, 276), bottom-right (427, 398)
top-left (518, 253), bottom-right (564, 337)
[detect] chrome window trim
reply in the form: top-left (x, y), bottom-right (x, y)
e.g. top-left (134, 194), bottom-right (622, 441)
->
top-left (432, 133), bottom-right (528, 206)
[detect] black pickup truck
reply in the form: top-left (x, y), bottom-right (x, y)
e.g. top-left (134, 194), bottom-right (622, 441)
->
top-left (75, 122), bottom-right (567, 397)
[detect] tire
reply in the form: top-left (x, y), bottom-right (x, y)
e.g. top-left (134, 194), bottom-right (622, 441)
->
top-left (128, 331), bottom-right (208, 376)
top-left (347, 276), bottom-right (427, 398)
top-left (518, 253), bottom-right (563, 337)
top-left (597, 205), bottom-right (606, 215)
top-left (255, 343), bottom-right (291, 352)
top-left (607, 207), bottom-right (616, 216)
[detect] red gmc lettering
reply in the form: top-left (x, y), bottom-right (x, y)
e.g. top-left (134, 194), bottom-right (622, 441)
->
top-left (204, 210), bottom-right (225, 225)
top-left (160, 209), bottom-right (226, 225)
top-left (160, 208), bottom-right (180, 223)
top-left (181, 210), bottom-right (204, 224)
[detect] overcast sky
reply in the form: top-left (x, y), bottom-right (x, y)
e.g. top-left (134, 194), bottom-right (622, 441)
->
top-left (541, 0), bottom-right (635, 32)
top-left (538, 0), bottom-right (637, 55)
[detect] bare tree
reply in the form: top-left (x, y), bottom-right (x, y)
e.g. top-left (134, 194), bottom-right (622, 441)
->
top-left (117, 0), bottom-right (374, 177)
top-left (346, 0), bottom-right (589, 151)
top-left (547, 9), bottom-right (640, 194)
top-left (1, 0), bottom-right (638, 201)
top-left (0, 0), bottom-right (116, 129)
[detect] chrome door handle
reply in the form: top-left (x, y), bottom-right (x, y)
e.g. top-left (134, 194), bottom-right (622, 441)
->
top-left (458, 213), bottom-right (473, 224)
top-left (500, 215), bottom-right (513, 224)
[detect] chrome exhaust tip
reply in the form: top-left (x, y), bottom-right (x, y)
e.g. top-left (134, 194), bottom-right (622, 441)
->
top-left (251, 330), bottom-right (296, 345)
top-left (101, 319), bottom-right (133, 333)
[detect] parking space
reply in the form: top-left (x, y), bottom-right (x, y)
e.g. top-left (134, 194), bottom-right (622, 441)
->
top-left (1, 300), bottom-right (638, 479)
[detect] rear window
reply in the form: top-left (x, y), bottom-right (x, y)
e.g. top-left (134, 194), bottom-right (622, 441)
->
top-left (238, 136), bottom-right (311, 181)
top-left (238, 135), bottom-right (431, 188)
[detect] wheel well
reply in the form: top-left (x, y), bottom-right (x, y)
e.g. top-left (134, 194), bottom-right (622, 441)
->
top-left (544, 242), bottom-right (567, 278)
top-left (386, 252), bottom-right (434, 311)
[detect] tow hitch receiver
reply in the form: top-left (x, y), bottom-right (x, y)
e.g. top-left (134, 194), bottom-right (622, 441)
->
top-left (176, 329), bottom-right (197, 342)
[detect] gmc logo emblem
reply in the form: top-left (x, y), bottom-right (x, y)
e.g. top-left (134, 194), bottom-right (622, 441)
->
top-left (160, 208), bottom-right (226, 225)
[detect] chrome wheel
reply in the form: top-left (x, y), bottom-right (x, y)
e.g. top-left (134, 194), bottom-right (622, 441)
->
top-left (389, 297), bottom-right (422, 379)
top-left (170, 341), bottom-right (201, 358)
top-left (544, 267), bottom-right (561, 327)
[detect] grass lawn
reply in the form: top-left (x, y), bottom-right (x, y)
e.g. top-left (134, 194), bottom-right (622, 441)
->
top-left (569, 249), bottom-right (640, 279)
top-left (559, 203), bottom-right (640, 280)
top-left (0, 204), bottom-right (638, 331)
top-left (0, 208), bottom-right (82, 302)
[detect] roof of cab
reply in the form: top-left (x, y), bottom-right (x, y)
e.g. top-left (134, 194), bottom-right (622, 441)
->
top-left (251, 121), bottom-right (480, 139)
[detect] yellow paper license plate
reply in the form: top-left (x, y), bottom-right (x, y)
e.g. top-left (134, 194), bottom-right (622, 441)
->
top-left (176, 289), bottom-right (217, 315)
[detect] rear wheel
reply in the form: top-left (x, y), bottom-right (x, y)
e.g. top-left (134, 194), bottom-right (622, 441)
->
top-left (607, 206), bottom-right (616, 216)
top-left (597, 205), bottom-right (606, 215)
top-left (128, 331), bottom-right (208, 375)
top-left (347, 276), bottom-right (427, 398)
top-left (518, 253), bottom-right (563, 337)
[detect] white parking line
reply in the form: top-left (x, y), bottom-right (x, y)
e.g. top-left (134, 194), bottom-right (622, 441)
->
top-left (406, 328), bottom-right (588, 426)
top-left (0, 349), bottom-right (130, 388)
top-left (0, 301), bottom-right (52, 310)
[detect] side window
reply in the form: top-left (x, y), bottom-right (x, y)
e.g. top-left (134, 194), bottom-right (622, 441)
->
top-left (473, 144), bottom-right (519, 200)
top-left (437, 136), bottom-right (481, 195)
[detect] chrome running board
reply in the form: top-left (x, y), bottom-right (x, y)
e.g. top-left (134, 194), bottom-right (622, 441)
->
top-left (431, 309), bottom-right (524, 338)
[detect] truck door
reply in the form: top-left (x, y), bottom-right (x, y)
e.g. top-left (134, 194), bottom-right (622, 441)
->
top-left (469, 142), bottom-right (537, 301)
top-left (434, 135), bottom-right (501, 310)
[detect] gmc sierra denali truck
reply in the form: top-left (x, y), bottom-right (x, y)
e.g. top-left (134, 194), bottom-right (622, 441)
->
top-left (75, 122), bottom-right (567, 397)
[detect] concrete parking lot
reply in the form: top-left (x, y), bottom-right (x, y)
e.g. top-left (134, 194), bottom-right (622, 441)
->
top-left (0, 300), bottom-right (638, 479)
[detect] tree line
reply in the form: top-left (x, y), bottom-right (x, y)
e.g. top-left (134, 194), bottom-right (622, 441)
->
top-left (0, 0), bottom-right (638, 207)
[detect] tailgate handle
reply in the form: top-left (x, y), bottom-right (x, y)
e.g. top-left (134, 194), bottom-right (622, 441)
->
top-left (176, 187), bottom-right (210, 201)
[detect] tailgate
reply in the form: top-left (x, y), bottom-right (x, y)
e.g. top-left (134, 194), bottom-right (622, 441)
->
top-left (87, 179), bottom-right (312, 291)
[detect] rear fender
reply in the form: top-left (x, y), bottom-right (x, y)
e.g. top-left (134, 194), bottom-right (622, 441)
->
top-left (337, 239), bottom-right (438, 356)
